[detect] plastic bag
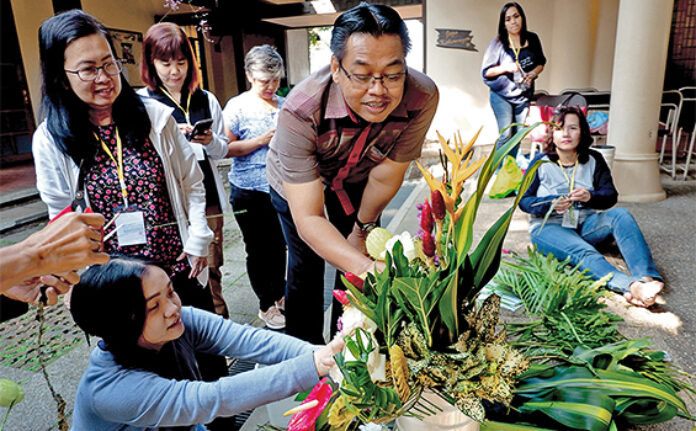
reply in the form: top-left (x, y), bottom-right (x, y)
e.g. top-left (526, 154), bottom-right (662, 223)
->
top-left (489, 155), bottom-right (523, 199)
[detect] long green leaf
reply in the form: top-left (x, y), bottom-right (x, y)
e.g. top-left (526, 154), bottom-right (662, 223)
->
top-left (437, 268), bottom-right (459, 336)
top-left (517, 367), bottom-right (688, 414)
top-left (469, 159), bottom-right (543, 290)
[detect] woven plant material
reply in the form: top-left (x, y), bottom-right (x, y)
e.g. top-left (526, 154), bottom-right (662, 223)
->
top-left (0, 305), bottom-right (84, 371)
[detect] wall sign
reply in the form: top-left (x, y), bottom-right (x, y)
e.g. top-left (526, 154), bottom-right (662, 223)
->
top-left (435, 28), bottom-right (477, 51)
top-left (107, 28), bottom-right (144, 86)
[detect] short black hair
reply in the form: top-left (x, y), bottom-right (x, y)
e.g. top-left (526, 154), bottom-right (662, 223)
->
top-left (70, 257), bottom-right (149, 349)
top-left (544, 106), bottom-right (594, 164)
top-left (330, 2), bottom-right (411, 61)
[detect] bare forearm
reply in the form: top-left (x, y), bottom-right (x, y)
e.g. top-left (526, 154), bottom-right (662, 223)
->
top-left (484, 65), bottom-right (509, 79)
top-left (226, 137), bottom-right (266, 157)
top-left (0, 245), bottom-right (41, 291)
top-left (357, 160), bottom-right (409, 223)
top-left (295, 215), bottom-right (375, 274)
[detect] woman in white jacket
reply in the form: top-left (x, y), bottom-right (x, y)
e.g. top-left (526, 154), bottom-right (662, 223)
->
top-left (33, 10), bottom-right (230, 409)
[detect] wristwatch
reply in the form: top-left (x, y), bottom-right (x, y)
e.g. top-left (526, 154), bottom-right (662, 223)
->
top-left (355, 218), bottom-right (378, 234)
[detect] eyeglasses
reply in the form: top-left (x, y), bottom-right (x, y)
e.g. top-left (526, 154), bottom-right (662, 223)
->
top-left (64, 59), bottom-right (123, 82)
top-left (338, 61), bottom-right (406, 90)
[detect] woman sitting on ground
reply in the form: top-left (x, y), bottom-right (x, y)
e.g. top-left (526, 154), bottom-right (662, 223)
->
top-left (519, 106), bottom-right (664, 307)
top-left (69, 257), bottom-right (344, 430)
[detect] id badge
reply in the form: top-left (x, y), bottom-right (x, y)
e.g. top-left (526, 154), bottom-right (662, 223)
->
top-left (115, 210), bottom-right (147, 246)
top-left (562, 207), bottom-right (578, 229)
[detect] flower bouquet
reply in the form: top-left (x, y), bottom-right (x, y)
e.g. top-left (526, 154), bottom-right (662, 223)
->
top-left (286, 125), bottom-right (545, 431)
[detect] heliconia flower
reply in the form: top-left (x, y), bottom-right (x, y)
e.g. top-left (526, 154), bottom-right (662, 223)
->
top-left (420, 199), bottom-right (434, 233)
top-left (431, 189), bottom-right (446, 221)
top-left (416, 129), bottom-right (487, 223)
top-left (422, 232), bottom-right (436, 257)
top-left (287, 378), bottom-right (333, 431)
top-left (333, 289), bottom-right (350, 306)
top-left (344, 272), bottom-right (364, 291)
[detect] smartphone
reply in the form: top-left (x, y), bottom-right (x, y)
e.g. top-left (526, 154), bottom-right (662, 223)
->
top-left (187, 118), bottom-right (213, 140)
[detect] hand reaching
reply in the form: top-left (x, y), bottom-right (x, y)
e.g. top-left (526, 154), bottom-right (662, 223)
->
top-left (3, 271), bottom-right (79, 306)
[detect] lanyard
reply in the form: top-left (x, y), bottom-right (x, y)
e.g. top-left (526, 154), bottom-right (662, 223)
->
top-left (97, 128), bottom-right (129, 207)
top-left (510, 38), bottom-right (521, 64)
top-left (159, 86), bottom-right (192, 125)
top-left (557, 159), bottom-right (578, 193)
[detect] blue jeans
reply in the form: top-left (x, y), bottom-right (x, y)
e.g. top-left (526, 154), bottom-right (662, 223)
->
top-left (530, 208), bottom-right (661, 293)
top-left (269, 181), bottom-right (369, 344)
top-left (229, 183), bottom-right (286, 312)
top-left (490, 90), bottom-right (529, 161)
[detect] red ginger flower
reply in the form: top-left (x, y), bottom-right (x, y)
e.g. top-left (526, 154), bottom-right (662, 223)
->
top-left (422, 232), bottom-right (436, 257)
top-left (431, 189), bottom-right (446, 221)
top-left (333, 290), bottom-right (350, 306)
top-left (344, 272), bottom-right (364, 291)
top-left (420, 199), bottom-right (434, 233)
top-left (287, 378), bottom-right (333, 431)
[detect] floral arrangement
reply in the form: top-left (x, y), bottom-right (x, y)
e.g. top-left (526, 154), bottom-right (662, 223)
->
top-left (286, 125), bottom-right (544, 430)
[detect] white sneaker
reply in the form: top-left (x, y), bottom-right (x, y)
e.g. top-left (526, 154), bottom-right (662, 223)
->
top-left (275, 296), bottom-right (285, 311)
top-left (258, 306), bottom-right (286, 329)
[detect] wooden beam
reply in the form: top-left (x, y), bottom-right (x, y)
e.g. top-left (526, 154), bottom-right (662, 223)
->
top-left (261, 4), bottom-right (422, 28)
top-left (260, 0), bottom-right (305, 5)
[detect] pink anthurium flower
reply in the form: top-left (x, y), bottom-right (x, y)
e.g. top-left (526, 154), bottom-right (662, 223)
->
top-left (287, 378), bottom-right (333, 431)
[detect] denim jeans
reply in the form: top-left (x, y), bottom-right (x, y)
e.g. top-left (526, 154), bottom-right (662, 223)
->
top-left (530, 208), bottom-right (661, 293)
top-left (229, 183), bottom-right (286, 312)
top-left (269, 181), bottom-right (369, 344)
top-left (489, 90), bottom-right (529, 161)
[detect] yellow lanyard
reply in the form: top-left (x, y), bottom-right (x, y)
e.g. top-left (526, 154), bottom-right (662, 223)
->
top-left (97, 128), bottom-right (129, 207)
top-left (557, 159), bottom-right (578, 194)
top-left (510, 38), bottom-right (521, 64)
top-left (159, 86), bottom-right (192, 125)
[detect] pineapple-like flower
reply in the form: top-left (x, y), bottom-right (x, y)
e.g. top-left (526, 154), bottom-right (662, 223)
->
top-left (417, 129), bottom-right (487, 223)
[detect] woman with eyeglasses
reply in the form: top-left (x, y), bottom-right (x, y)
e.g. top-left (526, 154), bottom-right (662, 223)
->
top-left (137, 22), bottom-right (230, 321)
top-left (519, 106), bottom-right (664, 308)
top-left (482, 2), bottom-right (546, 163)
top-left (221, 45), bottom-right (288, 330)
top-left (32, 10), bottom-right (233, 407)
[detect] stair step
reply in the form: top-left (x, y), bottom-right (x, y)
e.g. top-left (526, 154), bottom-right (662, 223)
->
top-left (0, 200), bottom-right (48, 234)
top-left (0, 187), bottom-right (40, 208)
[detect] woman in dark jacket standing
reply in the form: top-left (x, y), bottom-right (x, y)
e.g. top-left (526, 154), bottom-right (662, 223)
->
top-left (482, 2), bottom-right (546, 162)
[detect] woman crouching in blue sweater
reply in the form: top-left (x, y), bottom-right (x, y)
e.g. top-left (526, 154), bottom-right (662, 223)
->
top-left (69, 257), bottom-right (343, 430)
top-left (519, 106), bottom-right (664, 308)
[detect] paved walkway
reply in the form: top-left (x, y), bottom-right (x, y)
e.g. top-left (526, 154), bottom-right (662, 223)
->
top-left (1, 172), bottom-right (694, 430)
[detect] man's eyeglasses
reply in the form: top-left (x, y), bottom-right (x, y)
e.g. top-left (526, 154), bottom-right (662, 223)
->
top-left (65, 59), bottom-right (123, 82)
top-left (338, 61), bottom-right (406, 90)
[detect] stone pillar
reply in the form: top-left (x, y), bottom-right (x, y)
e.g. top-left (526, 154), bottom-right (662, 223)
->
top-left (548, 0), bottom-right (594, 93)
top-left (607, 0), bottom-right (672, 202)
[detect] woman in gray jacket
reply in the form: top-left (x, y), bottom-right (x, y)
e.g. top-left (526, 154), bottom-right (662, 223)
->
top-left (32, 10), bottom-right (231, 410)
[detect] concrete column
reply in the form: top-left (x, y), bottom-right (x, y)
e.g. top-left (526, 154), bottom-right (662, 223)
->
top-left (607, 0), bottom-right (672, 202)
top-left (285, 29), bottom-right (310, 86)
top-left (548, 0), bottom-right (594, 93)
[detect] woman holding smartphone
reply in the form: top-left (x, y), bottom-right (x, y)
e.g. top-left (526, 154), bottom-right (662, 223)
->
top-left (138, 22), bottom-right (230, 319)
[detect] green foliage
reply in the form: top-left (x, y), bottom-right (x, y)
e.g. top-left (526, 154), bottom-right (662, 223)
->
top-left (334, 328), bottom-right (403, 424)
top-left (495, 249), bottom-right (622, 356)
